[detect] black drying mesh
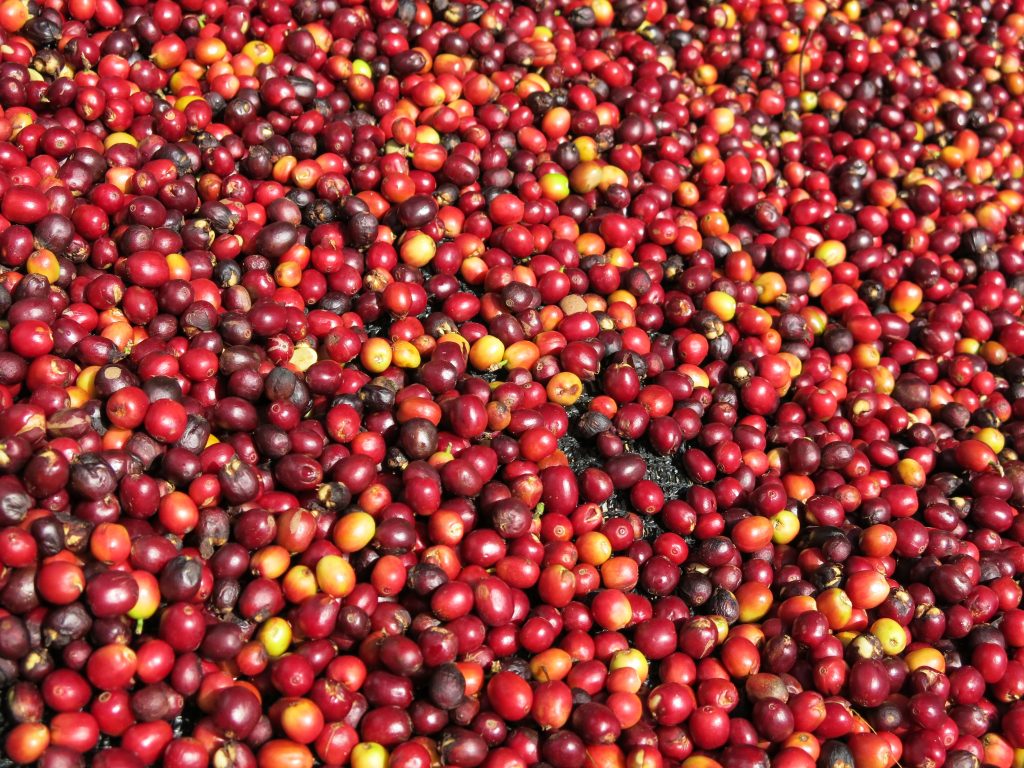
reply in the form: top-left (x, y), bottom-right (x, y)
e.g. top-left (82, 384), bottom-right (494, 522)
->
top-left (558, 401), bottom-right (693, 539)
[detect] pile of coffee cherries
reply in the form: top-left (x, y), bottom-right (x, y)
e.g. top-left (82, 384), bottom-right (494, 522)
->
top-left (1, 0), bottom-right (1024, 766)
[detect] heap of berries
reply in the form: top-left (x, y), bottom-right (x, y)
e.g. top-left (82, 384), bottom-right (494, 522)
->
top-left (1, 0), bottom-right (1024, 766)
